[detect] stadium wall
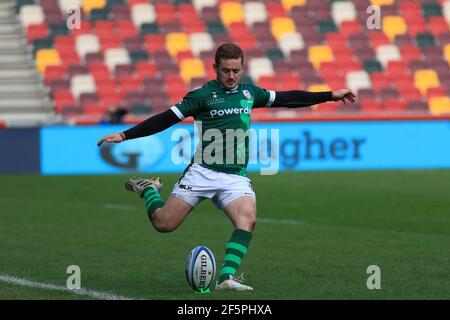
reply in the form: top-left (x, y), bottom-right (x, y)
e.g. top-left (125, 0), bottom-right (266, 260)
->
top-left (38, 120), bottom-right (450, 175)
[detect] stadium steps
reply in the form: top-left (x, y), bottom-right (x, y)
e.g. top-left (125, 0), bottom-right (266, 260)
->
top-left (0, 0), bottom-right (55, 124)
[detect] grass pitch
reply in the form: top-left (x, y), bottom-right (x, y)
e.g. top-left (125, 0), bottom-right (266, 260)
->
top-left (0, 170), bottom-right (449, 300)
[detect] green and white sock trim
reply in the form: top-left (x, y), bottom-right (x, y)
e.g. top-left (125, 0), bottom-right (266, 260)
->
top-left (219, 229), bottom-right (252, 283)
top-left (143, 188), bottom-right (165, 220)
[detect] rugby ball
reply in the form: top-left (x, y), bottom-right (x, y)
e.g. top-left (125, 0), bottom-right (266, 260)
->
top-left (185, 245), bottom-right (216, 292)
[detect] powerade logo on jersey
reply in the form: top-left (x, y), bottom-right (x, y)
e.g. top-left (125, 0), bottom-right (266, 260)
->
top-left (210, 107), bottom-right (251, 118)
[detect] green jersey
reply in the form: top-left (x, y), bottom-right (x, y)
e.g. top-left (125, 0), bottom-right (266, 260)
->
top-left (171, 80), bottom-right (275, 176)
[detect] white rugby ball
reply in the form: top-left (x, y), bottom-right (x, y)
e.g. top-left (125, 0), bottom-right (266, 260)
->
top-left (185, 245), bottom-right (216, 291)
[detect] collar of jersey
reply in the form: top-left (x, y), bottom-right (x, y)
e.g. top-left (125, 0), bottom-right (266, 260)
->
top-left (214, 80), bottom-right (239, 94)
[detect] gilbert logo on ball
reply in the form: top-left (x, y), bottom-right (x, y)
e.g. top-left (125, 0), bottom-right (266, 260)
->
top-left (185, 246), bottom-right (216, 293)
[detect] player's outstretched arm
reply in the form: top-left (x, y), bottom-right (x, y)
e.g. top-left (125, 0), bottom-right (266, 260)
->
top-left (97, 109), bottom-right (181, 147)
top-left (331, 89), bottom-right (356, 104)
top-left (271, 88), bottom-right (356, 108)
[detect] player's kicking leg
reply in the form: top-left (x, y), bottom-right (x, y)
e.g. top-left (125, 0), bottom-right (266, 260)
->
top-left (125, 177), bottom-right (193, 232)
top-left (215, 196), bottom-right (256, 292)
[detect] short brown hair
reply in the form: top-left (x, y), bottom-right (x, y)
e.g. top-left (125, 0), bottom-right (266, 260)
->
top-left (214, 43), bottom-right (244, 66)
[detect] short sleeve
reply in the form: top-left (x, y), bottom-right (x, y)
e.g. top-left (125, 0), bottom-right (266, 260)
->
top-left (252, 84), bottom-right (276, 108)
top-left (170, 89), bottom-right (204, 120)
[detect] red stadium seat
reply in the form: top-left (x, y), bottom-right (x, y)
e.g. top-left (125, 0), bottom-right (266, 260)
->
top-left (27, 23), bottom-right (49, 43)
top-left (361, 99), bottom-right (383, 113)
top-left (135, 61), bottom-right (157, 81)
top-left (266, 2), bottom-right (287, 19)
top-left (426, 86), bottom-right (447, 99)
top-left (383, 99), bottom-right (408, 113)
top-left (84, 102), bottom-right (108, 115)
top-left (144, 34), bottom-right (166, 54)
top-left (53, 90), bottom-right (76, 112)
top-left (155, 3), bottom-right (176, 25)
top-left (44, 65), bottom-right (66, 85)
top-left (370, 72), bottom-right (390, 92)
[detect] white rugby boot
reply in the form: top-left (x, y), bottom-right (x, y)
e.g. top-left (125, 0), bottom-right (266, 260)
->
top-left (215, 273), bottom-right (254, 292)
top-left (124, 177), bottom-right (163, 198)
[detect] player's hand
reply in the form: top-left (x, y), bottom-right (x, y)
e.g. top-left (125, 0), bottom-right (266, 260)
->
top-left (332, 89), bottom-right (356, 104)
top-left (97, 133), bottom-right (124, 147)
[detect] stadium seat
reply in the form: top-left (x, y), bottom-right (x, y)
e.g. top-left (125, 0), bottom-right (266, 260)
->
top-left (36, 48), bottom-right (61, 74)
top-left (279, 33), bottom-right (304, 58)
top-left (220, 2), bottom-right (244, 28)
top-left (189, 32), bottom-right (214, 58)
top-left (414, 69), bottom-right (440, 96)
top-left (248, 57), bottom-right (274, 83)
top-left (346, 70), bottom-right (372, 93)
top-left (70, 74), bottom-right (97, 100)
top-left (104, 48), bottom-right (131, 72)
top-left (281, 0), bottom-right (306, 12)
top-left (428, 97), bottom-right (450, 115)
top-left (166, 32), bottom-right (190, 58)
top-left (75, 34), bottom-right (101, 59)
top-left (422, 3), bottom-right (443, 18)
top-left (26, 23), bottom-right (49, 43)
top-left (308, 45), bottom-right (334, 70)
top-left (19, 5), bottom-right (45, 28)
top-left (375, 44), bottom-right (401, 68)
top-left (53, 90), bottom-right (76, 113)
top-left (331, 1), bottom-right (356, 27)
top-left (193, 0), bottom-right (218, 13)
top-left (155, 3), bottom-right (176, 25)
top-left (44, 65), bottom-right (67, 86)
top-left (58, 0), bottom-right (81, 13)
top-left (444, 44), bottom-right (450, 66)
top-left (82, 0), bottom-right (106, 14)
top-left (444, 1), bottom-right (450, 24)
top-left (383, 99), bottom-right (408, 113)
top-left (370, 0), bottom-right (394, 6)
top-left (130, 3), bottom-right (156, 28)
top-left (270, 17), bottom-right (296, 41)
top-left (382, 16), bottom-right (407, 41)
top-left (243, 1), bottom-right (268, 26)
top-left (265, 2), bottom-right (287, 20)
top-left (179, 59), bottom-right (206, 84)
top-left (416, 33), bottom-right (436, 47)
top-left (426, 86), bottom-right (448, 99)
top-left (361, 99), bottom-right (383, 113)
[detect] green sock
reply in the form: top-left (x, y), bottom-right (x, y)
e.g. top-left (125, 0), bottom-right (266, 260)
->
top-left (142, 188), bottom-right (165, 220)
top-left (219, 229), bottom-right (252, 283)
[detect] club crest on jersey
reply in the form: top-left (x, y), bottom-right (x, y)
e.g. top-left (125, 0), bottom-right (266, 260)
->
top-left (243, 90), bottom-right (251, 100)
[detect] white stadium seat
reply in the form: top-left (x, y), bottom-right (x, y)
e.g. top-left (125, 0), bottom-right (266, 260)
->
top-left (331, 1), bottom-right (357, 27)
top-left (105, 48), bottom-right (131, 72)
top-left (248, 57), bottom-right (274, 82)
top-left (346, 70), bottom-right (372, 93)
top-left (58, 0), bottom-right (82, 14)
top-left (70, 74), bottom-right (96, 99)
top-left (190, 32), bottom-right (215, 57)
top-left (243, 1), bottom-right (268, 26)
top-left (443, 1), bottom-right (450, 24)
top-left (375, 44), bottom-right (401, 68)
top-left (193, 0), bottom-right (218, 13)
top-left (131, 3), bottom-right (156, 28)
top-left (19, 5), bottom-right (44, 27)
top-left (279, 32), bottom-right (304, 58)
top-left (75, 34), bottom-right (101, 59)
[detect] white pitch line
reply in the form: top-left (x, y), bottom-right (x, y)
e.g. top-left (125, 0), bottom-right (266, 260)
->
top-left (104, 203), bottom-right (305, 225)
top-left (0, 274), bottom-right (136, 300)
top-left (257, 217), bottom-right (304, 225)
top-left (103, 203), bottom-right (138, 211)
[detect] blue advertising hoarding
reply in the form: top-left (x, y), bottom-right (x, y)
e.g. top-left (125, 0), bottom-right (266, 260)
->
top-left (40, 121), bottom-right (450, 175)
top-left (0, 128), bottom-right (40, 173)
